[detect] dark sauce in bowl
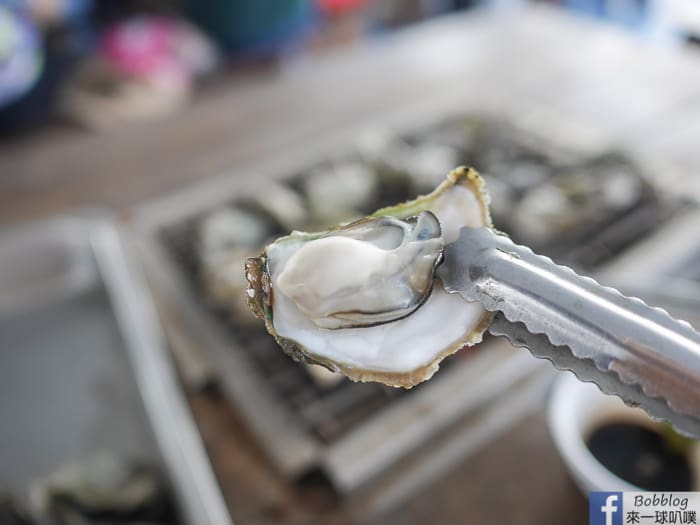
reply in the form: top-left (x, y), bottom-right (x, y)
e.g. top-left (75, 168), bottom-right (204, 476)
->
top-left (586, 422), bottom-right (694, 491)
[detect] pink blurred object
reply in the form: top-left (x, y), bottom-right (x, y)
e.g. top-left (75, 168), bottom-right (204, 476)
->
top-left (61, 17), bottom-right (216, 130)
top-left (101, 16), bottom-right (217, 90)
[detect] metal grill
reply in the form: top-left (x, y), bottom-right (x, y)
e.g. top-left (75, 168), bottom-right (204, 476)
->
top-left (147, 113), bottom-right (689, 487)
top-left (159, 177), bottom-right (459, 444)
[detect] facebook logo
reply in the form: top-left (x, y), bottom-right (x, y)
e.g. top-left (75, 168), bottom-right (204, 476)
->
top-left (590, 492), bottom-right (623, 525)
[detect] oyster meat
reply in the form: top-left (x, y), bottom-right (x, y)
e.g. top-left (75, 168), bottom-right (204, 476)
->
top-left (246, 167), bottom-right (493, 387)
top-left (274, 212), bottom-right (443, 330)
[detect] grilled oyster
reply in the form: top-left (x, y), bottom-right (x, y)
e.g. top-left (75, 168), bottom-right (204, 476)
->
top-left (198, 207), bottom-right (270, 325)
top-left (246, 167), bottom-right (493, 387)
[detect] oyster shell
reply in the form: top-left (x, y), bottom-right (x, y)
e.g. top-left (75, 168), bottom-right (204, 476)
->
top-left (203, 247), bottom-right (259, 324)
top-left (198, 207), bottom-right (270, 325)
top-left (246, 167), bottom-right (493, 388)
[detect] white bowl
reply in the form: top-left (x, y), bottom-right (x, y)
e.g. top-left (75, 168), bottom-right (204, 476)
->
top-left (548, 373), bottom-right (700, 494)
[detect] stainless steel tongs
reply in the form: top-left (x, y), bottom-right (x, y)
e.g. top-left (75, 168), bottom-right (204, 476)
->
top-left (437, 227), bottom-right (700, 438)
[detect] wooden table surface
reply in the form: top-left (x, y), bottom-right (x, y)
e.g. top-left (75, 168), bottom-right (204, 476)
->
top-left (3, 5), bottom-right (700, 524)
top-left (188, 388), bottom-right (588, 525)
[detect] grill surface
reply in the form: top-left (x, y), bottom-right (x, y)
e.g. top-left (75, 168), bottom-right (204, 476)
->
top-left (157, 114), bottom-right (687, 446)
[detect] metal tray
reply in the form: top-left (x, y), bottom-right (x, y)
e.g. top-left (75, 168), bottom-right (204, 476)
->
top-left (0, 214), bottom-right (233, 525)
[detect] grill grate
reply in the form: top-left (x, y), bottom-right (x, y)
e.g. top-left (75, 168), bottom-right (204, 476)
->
top-left (158, 115), bottom-right (686, 444)
top-left (161, 221), bottom-right (421, 443)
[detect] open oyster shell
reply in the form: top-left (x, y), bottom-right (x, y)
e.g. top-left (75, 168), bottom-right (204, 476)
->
top-left (245, 167), bottom-right (494, 388)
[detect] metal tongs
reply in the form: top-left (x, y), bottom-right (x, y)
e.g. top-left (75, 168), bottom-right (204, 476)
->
top-left (437, 227), bottom-right (700, 438)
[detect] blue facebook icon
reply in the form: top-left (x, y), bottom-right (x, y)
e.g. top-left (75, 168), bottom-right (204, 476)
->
top-left (590, 492), bottom-right (623, 525)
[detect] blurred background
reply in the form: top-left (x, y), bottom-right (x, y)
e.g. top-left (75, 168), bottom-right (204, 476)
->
top-left (2, 0), bottom-right (700, 524)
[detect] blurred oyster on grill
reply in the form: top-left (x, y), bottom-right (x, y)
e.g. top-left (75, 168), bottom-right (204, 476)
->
top-left (303, 161), bottom-right (378, 225)
top-left (198, 206), bottom-right (269, 254)
top-left (250, 182), bottom-right (307, 230)
top-left (203, 247), bottom-right (259, 323)
top-left (198, 207), bottom-right (271, 324)
top-left (29, 454), bottom-right (176, 525)
top-left (245, 167), bottom-right (493, 387)
top-left (510, 158), bottom-right (645, 245)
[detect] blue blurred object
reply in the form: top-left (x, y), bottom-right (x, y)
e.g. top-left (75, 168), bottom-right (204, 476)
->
top-left (562, 0), bottom-right (679, 46)
top-left (183, 0), bottom-right (317, 57)
top-left (0, 4), bottom-right (43, 108)
top-left (58, 0), bottom-right (98, 58)
top-left (62, 0), bottom-right (93, 22)
top-left (563, 0), bottom-right (648, 29)
top-left (0, 48), bottom-right (67, 135)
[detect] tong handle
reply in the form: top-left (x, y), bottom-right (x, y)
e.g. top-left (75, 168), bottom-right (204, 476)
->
top-left (439, 228), bottom-right (700, 435)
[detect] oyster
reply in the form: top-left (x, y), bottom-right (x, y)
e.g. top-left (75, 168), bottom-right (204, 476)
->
top-left (250, 182), bottom-right (307, 230)
top-left (203, 247), bottom-right (259, 323)
top-left (198, 206), bottom-right (269, 255)
top-left (246, 167), bottom-right (493, 388)
top-left (198, 207), bottom-right (270, 325)
top-left (29, 454), bottom-right (175, 524)
top-left (303, 161), bottom-right (378, 225)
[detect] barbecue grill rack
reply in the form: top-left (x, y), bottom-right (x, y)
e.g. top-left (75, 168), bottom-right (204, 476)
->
top-left (134, 113), bottom-right (690, 498)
